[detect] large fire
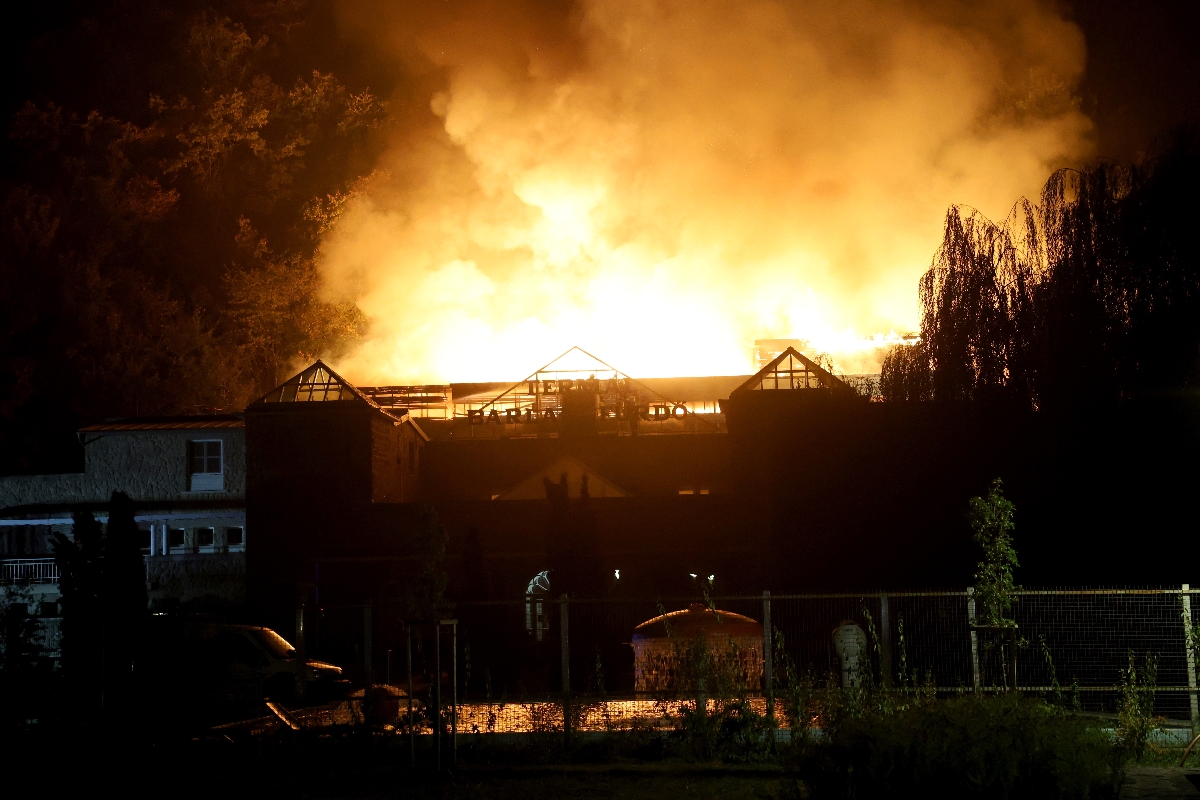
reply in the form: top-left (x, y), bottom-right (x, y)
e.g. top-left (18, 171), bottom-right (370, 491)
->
top-left (320, 0), bottom-right (1093, 383)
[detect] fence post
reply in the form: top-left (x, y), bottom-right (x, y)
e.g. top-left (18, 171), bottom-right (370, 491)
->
top-left (560, 593), bottom-right (571, 749)
top-left (880, 593), bottom-right (892, 684)
top-left (762, 590), bottom-right (774, 723)
top-left (406, 625), bottom-right (414, 769)
top-left (1008, 627), bottom-right (1018, 693)
top-left (435, 622), bottom-right (442, 771)
top-left (363, 601), bottom-right (373, 685)
top-left (967, 587), bottom-right (981, 691)
top-left (295, 604), bottom-right (307, 696)
top-left (451, 620), bottom-right (458, 767)
top-left (1184, 583), bottom-right (1199, 732)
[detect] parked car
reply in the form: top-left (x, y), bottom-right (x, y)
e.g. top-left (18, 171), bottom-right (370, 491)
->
top-left (141, 619), bottom-right (345, 726)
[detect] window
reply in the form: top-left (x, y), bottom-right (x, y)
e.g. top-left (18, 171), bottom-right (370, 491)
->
top-left (195, 527), bottom-right (215, 552)
top-left (225, 527), bottom-right (244, 551)
top-left (188, 440), bottom-right (223, 491)
top-left (168, 528), bottom-right (186, 551)
top-left (212, 632), bottom-right (268, 668)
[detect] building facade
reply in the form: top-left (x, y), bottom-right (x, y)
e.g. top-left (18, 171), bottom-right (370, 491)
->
top-left (0, 416), bottom-right (249, 632)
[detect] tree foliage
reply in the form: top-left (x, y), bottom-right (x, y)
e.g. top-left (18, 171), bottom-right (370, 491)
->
top-left (880, 341), bottom-right (933, 401)
top-left (970, 479), bottom-right (1019, 627)
top-left (52, 491), bottom-right (149, 718)
top-left (0, 2), bottom-right (385, 472)
top-left (918, 126), bottom-right (1200, 406)
top-left (0, 585), bottom-right (42, 729)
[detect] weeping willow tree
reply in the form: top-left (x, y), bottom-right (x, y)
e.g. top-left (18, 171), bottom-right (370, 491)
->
top-left (880, 341), bottom-right (933, 401)
top-left (907, 126), bottom-right (1200, 406)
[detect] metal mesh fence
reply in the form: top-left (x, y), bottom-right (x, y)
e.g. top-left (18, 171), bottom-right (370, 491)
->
top-left (335, 587), bottom-right (1200, 733)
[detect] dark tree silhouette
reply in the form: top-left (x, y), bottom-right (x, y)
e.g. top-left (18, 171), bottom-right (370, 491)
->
top-left (0, 586), bottom-right (41, 729)
top-left (918, 125), bottom-right (1200, 406)
top-left (0, 2), bottom-right (388, 473)
top-left (880, 341), bottom-right (933, 401)
top-left (102, 491), bottom-right (148, 715)
top-left (52, 491), bottom-right (147, 722)
top-left (53, 511), bottom-right (105, 712)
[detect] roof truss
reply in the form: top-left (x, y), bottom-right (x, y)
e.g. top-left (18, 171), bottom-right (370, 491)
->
top-left (732, 347), bottom-right (855, 395)
top-left (258, 362), bottom-right (358, 403)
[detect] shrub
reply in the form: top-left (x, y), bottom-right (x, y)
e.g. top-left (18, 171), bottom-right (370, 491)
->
top-left (1114, 651), bottom-right (1163, 762)
top-left (796, 694), bottom-right (1118, 799)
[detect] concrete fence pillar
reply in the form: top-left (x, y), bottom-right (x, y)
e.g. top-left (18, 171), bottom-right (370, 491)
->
top-left (1183, 584), bottom-right (1198, 731)
top-left (967, 587), bottom-right (981, 691)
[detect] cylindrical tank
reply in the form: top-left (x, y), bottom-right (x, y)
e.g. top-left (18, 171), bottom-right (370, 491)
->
top-left (631, 603), bottom-right (764, 693)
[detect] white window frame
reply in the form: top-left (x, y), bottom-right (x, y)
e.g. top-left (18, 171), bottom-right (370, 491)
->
top-left (224, 526), bottom-right (246, 553)
top-left (188, 439), bottom-right (224, 491)
top-left (194, 526), bottom-right (217, 554)
top-left (167, 527), bottom-right (187, 554)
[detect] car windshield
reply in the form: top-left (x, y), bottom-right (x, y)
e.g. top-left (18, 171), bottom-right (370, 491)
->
top-left (251, 628), bottom-right (297, 659)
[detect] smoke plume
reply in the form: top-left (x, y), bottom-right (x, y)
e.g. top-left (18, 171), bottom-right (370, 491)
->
top-left (321, 0), bottom-right (1092, 382)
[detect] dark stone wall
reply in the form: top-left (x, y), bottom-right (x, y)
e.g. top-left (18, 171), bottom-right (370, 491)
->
top-left (241, 389), bottom-right (1200, 654)
top-left (368, 415), bottom-right (425, 503)
top-left (245, 400), bottom-right (375, 629)
top-left (422, 433), bottom-right (733, 501)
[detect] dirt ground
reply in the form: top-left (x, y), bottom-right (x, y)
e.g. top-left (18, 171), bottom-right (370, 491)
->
top-left (1121, 766), bottom-right (1200, 800)
top-left (269, 765), bottom-right (796, 800)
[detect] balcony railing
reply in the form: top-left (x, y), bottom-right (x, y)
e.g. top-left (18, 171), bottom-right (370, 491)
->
top-left (1, 558), bottom-right (59, 584)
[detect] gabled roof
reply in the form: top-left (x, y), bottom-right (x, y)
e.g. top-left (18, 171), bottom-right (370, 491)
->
top-left (731, 347), bottom-right (856, 395)
top-left (497, 456), bottom-right (628, 500)
top-left (254, 361), bottom-right (429, 440)
top-left (257, 361), bottom-right (365, 404)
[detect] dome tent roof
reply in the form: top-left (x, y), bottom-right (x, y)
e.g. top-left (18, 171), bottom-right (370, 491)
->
top-left (632, 603), bottom-right (762, 642)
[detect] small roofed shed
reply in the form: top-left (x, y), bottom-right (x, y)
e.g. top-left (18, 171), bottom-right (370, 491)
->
top-left (631, 603), bottom-right (764, 693)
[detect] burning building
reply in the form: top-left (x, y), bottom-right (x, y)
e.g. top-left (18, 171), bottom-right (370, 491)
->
top-left (6, 343), bottom-right (994, 675)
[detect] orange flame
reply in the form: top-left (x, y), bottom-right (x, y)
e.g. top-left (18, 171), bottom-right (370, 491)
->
top-left (321, 0), bottom-right (1093, 383)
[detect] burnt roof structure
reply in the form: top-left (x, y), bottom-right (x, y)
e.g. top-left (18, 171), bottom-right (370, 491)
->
top-left (252, 360), bottom-right (428, 440)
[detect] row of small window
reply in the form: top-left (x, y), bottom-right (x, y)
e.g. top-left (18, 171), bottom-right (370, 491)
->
top-left (144, 526), bottom-right (244, 555)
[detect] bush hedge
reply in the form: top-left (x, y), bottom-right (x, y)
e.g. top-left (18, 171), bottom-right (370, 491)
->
top-left (795, 694), bottom-right (1119, 799)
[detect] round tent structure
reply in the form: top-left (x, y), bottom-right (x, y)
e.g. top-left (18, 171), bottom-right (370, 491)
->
top-left (631, 603), bottom-right (764, 693)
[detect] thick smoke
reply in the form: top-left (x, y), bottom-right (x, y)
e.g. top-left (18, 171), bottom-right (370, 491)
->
top-left (321, 0), bottom-right (1092, 382)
